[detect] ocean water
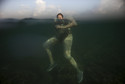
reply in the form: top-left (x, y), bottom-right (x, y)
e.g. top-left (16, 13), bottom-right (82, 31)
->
top-left (0, 19), bottom-right (125, 84)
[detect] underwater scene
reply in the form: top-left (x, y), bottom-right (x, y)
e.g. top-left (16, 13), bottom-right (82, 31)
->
top-left (0, 18), bottom-right (125, 84)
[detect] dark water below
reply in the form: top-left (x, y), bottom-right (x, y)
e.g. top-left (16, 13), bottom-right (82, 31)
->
top-left (0, 19), bottom-right (125, 84)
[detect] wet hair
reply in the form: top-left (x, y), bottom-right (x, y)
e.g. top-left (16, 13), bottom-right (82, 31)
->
top-left (57, 13), bottom-right (63, 18)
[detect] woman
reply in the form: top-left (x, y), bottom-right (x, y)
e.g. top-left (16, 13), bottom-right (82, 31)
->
top-left (43, 13), bottom-right (83, 83)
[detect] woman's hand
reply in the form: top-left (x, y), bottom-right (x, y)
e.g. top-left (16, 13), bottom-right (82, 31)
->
top-left (56, 25), bottom-right (61, 28)
top-left (56, 25), bottom-right (66, 29)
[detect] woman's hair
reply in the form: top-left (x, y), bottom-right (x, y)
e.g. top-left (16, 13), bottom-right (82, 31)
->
top-left (57, 13), bottom-right (63, 18)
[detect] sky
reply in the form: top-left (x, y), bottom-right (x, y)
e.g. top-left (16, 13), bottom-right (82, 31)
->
top-left (0, 0), bottom-right (124, 19)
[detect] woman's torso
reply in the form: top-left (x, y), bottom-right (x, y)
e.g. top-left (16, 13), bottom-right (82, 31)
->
top-left (55, 19), bottom-right (72, 41)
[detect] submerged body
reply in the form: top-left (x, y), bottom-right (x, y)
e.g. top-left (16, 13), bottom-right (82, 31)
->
top-left (43, 14), bottom-right (83, 83)
top-left (55, 19), bottom-right (72, 41)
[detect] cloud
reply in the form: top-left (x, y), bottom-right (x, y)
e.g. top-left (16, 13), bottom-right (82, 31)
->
top-left (33, 0), bottom-right (62, 18)
top-left (97, 0), bottom-right (124, 14)
top-left (33, 0), bottom-right (46, 17)
top-left (32, 0), bottom-right (65, 19)
top-left (0, 0), bottom-right (77, 19)
top-left (0, 0), bottom-right (61, 19)
top-left (76, 0), bottom-right (125, 20)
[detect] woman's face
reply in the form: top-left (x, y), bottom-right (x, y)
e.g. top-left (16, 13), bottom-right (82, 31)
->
top-left (57, 15), bottom-right (63, 19)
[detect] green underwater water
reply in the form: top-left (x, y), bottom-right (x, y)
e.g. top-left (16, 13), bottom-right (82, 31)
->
top-left (0, 19), bottom-right (125, 84)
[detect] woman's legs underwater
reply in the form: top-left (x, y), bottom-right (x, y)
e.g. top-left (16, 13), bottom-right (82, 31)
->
top-left (43, 35), bottom-right (83, 83)
top-left (63, 34), bottom-right (83, 83)
top-left (43, 37), bottom-right (58, 71)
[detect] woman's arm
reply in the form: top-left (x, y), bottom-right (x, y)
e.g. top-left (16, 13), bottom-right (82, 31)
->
top-left (56, 18), bottom-right (77, 29)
